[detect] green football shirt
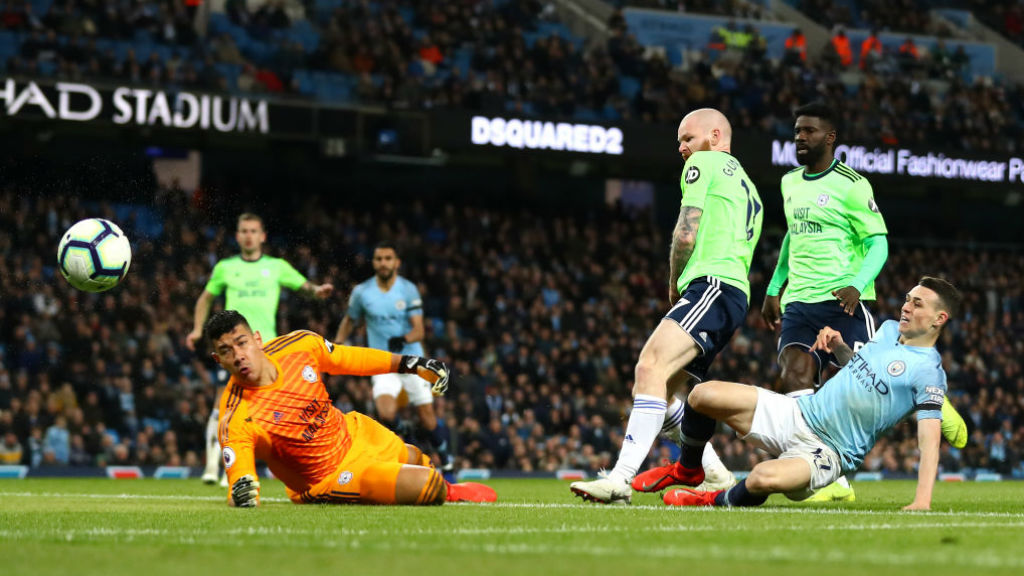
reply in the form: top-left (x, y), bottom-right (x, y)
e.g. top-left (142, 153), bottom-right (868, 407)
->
top-left (204, 255), bottom-right (308, 339)
top-left (676, 151), bottom-right (763, 300)
top-left (779, 159), bottom-right (888, 306)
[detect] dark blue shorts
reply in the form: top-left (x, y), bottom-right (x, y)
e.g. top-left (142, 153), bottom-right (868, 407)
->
top-left (779, 300), bottom-right (877, 368)
top-left (664, 276), bottom-right (748, 382)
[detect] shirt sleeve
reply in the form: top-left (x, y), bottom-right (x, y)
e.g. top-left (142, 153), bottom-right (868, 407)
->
top-left (218, 389), bottom-right (259, 503)
top-left (204, 261), bottom-right (227, 296)
top-left (844, 178), bottom-right (888, 239)
top-left (406, 282), bottom-right (423, 317)
top-left (276, 258), bottom-right (308, 291)
top-left (315, 335), bottom-right (393, 376)
top-left (346, 285), bottom-right (364, 321)
top-left (913, 364), bottom-right (947, 421)
top-left (680, 153), bottom-right (713, 210)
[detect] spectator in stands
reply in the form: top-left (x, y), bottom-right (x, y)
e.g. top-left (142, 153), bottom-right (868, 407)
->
top-left (783, 28), bottom-right (807, 66)
top-left (859, 28), bottom-right (883, 71)
top-left (0, 431), bottom-right (22, 465)
top-left (898, 37), bottom-right (920, 73)
top-left (830, 27), bottom-right (852, 68)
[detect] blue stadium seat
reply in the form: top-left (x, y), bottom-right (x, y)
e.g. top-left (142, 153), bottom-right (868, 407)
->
top-left (618, 76), bottom-right (641, 100)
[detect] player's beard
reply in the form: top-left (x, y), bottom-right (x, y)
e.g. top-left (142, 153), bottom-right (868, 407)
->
top-left (797, 143), bottom-right (826, 167)
top-left (376, 269), bottom-right (395, 282)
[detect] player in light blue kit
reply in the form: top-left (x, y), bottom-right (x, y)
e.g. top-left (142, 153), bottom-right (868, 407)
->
top-left (656, 276), bottom-right (960, 510)
top-left (335, 243), bottom-right (453, 473)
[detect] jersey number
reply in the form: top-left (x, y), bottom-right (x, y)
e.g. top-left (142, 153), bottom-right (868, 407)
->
top-left (741, 180), bottom-right (762, 241)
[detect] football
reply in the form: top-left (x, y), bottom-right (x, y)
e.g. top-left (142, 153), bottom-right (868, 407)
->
top-left (56, 218), bottom-right (132, 293)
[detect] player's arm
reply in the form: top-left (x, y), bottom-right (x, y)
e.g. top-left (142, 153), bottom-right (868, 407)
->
top-left (186, 290), bottom-right (217, 351)
top-left (298, 280), bottom-right (334, 299)
top-left (669, 206), bottom-right (702, 304)
top-left (319, 337), bottom-right (449, 396)
top-left (903, 417), bottom-right (940, 511)
top-left (389, 287), bottom-right (425, 352)
top-left (761, 232), bottom-right (790, 328)
top-left (809, 326), bottom-right (854, 366)
top-left (279, 259), bottom-right (334, 299)
top-left (335, 314), bottom-right (359, 344)
top-left (218, 400), bottom-right (260, 507)
top-left (835, 179), bottom-right (889, 314)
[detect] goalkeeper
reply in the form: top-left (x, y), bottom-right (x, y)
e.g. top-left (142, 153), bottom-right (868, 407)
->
top-left (206, 310), bottom-right (495, 507)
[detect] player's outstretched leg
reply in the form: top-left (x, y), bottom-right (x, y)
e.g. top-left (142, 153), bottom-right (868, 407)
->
top-left (660, 398), bottom-right (735, 492)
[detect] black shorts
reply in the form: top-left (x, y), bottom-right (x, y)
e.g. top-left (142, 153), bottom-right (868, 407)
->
top-left (664, 276), bottom-right (748, 382)
top-left (778, 300), bottom-right (877, 368)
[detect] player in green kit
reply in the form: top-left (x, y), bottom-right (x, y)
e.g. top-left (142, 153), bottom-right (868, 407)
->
top-left (185, 213), bottom-right (334, 484)
top-left (760, 102), bottom-right (967, 501)
top-left (571, 108), bottom-right (763, 504)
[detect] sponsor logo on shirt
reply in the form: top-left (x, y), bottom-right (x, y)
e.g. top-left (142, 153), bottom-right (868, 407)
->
top-left (684, 165), bottom-right (701, 184)
top-left (273, 411), bottom-right (283, 423)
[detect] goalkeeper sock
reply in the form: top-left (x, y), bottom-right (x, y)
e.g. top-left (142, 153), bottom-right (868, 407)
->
top-left (610, 394), bottom-right (667, 482)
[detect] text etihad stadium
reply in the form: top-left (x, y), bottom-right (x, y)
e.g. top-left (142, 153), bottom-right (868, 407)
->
top-left (772, 139), bottom-right (1024, 183)
top-left (0, 79), bottom-right (269, 134)
top-left (471, 116), bottom-right (624, 155)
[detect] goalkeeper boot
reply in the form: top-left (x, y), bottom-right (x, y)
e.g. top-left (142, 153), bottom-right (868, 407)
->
top-left (631, 461), bottom-right (705, 493)
top-left (941, 396), bottom-right (968, 449)
top-left (570, 470), bottom-right (632, 504)
top-left (446, 482), bottom-right (496, 503)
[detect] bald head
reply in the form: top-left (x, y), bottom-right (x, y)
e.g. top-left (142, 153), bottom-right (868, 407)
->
top-left (676, 108), bottom-right (733, 160)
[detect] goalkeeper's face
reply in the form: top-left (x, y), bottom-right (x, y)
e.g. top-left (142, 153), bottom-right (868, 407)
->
top-left (211, 325), bottom-right (267, 384)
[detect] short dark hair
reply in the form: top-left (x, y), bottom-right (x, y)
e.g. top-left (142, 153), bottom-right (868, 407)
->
top-left (374, 241), bottom-right (398, 256)
top-left (205, 310), bottom-right (252, 347)
top-left (237, 213), bottom-right (264, 230)
top-left (794, 101), bottom-right (839, 133)
top-left (918, 276), bottom-right (962, 321)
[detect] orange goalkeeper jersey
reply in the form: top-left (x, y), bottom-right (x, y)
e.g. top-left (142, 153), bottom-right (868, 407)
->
top-left (218, 330), bottom-right (394, 494)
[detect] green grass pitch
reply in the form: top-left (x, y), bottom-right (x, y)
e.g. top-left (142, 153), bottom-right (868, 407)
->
top-left (1, 478), bottom-right (1023, 575)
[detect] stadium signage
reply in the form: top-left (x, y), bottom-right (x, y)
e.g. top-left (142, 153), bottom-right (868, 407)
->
top-left (470, 115), bottom-right (624, 155)
top-left (771, 139), bottom-right (1015, 183)
top-left (0, 78), bottom-right (269, 134)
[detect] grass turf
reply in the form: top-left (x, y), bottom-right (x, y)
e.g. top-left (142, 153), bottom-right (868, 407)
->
top-left (1, 478), bottom-right (1023, 575)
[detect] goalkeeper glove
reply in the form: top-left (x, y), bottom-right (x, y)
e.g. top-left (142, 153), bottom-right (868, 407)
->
top-left (399, 355), bottom-right (449, 396)
top-left (231, 474), bottom-right (261, 508)
top-left (387, 336), bottom-right (407, 352)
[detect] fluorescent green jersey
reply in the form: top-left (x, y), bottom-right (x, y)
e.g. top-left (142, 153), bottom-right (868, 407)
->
top-left (676, 151), bottom-right (763, 300)
top-left (779, 159), bottom-right (888, 306)
top-left (204, 255), bottom-right (308, 339)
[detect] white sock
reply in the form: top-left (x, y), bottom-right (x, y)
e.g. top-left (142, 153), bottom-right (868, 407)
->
top-left (204, 408), bottom-right (220, 475)
top-left (786, 388), bottom-right (814, 399)
top-left (702, 442), bottom-right (725, 470)
top-left (610, 394), bottom-right (667, 483)
top-left (662, 398), bottom-right (685, 435)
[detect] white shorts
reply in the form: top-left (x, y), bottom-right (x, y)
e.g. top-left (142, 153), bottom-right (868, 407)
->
top-left (371, 373), bottom-right (434, 407)
top-left (741, 388), bottom-right (842, 500)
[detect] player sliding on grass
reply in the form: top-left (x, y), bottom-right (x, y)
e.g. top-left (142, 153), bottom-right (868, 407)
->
top-left (650, 277), bottom-right (959, 510)
top-left (205, 310), bottom-right (495, 507)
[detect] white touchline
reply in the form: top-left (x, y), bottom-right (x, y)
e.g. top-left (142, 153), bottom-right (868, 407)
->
top-left (2, 492), bottom-right (1024, 520)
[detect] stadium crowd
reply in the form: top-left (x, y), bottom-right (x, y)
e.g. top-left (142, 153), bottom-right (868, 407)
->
top-left (0, 184), bottom-right (1021, 479)
top-left (3, 1), bottom-right (1024, 153)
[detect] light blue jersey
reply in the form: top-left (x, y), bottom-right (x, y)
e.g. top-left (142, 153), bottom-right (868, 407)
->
top-left (798, 320), bottom-right (946, 473)
top-left (346, 275), bottom-right (424, 356)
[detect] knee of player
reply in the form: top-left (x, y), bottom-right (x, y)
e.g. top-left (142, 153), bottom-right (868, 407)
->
top-left (633, 356), bottom-right (664, 392)
top-left (745, 465), bottom-right (782, 493)
top-left (688, 382), bottom-right (713, 411)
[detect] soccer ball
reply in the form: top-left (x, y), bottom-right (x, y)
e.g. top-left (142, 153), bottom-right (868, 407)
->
top-left (56, 218), bottom-right (132, 292)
